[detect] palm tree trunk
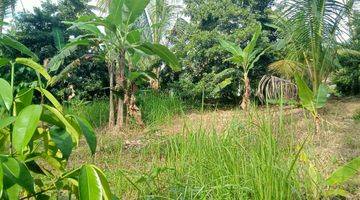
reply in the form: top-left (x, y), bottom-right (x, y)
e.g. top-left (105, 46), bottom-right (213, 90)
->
top-left (108, 62), bottom-right (115, 128)
top-left (241, 73), bottom-right (251, 110)
top-left (115, 49), bottom-right (126, 129)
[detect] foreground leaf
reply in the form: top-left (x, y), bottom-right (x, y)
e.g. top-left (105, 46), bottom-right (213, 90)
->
top-left (326, 157), bottom-right (360, 186)
top-left (15, 58), bottom-right (51, 81)
top-left (50, 127), bottom-right (73, 160)
top-left (0, 35), bottom-right (38, 61)
top-left (12, 105), bottom-right (42, 154)
top-left (0, 78), bottom-right (13, 111)
top-left (0, 155), bottom-right (35, 194)
top-left (75, 117), bottom-right (97, 155)
top-left (79, 165), bottom-right (102, 200)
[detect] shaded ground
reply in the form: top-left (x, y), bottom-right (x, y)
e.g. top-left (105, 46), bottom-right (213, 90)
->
top-left (70, 97), bottom-right (360, 199)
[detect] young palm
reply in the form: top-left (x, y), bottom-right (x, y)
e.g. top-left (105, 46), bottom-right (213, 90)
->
top-left (220, 24), bottom-right (266, 110)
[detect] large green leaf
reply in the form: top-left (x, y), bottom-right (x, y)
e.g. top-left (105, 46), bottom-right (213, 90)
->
top-left (14, 88), bottom-right (34, 114)
top-left (52, 27), bottom-right (65, 50)
top-left (108, 0), bottom-right (124, 26)
top-left (79, 165), bottom-right (102, 200)
top-left (15, 58), bottom-right (51, 81)
top-left (75, 117), bottom-right (97, 155)
top-left (12, 105), bottom-right (42, 154)
top-left (92, 165), bottom-right (112, 200)
top-left (326, 157), bottom-right (360, 186)
top-left (244, 24), bottom-right (262, 55)
top-left (43, 105), bottom-right (79, 145)
top-left (219, 39), bottom-right (243, 57)
top-left (314, 84), bottom-right (328, 109)
top-left (0, 117), bottom-right (16, 130)
top-left (36, 88), bottom-right (63, 113)
top-left (0, 35), bottom-right (38, 61)
top-left (294, 74), bottom-right (314, 112)
top-left (0, 156), bottom-right (35, 194)
top-left (50, 127), bottom-right (73, 160)
top-left (0, 78), bottom-right (13, 111)
top-left (123, 0), bottom-right (150, 24)
top-left (126, 29), bottom-right (141, 44)
top-left (137, 43), bottom-right (181, 72)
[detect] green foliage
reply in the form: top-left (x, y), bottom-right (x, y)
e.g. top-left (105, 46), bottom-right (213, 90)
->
top-left (167, 0), bottom-right (276, 102)
top-left (333, 11), bottom-right (360, 95)
top-left (295, 74), bottom-right (329, 115)
top-left (326, 157), bottom-right (360, 186)
top-left (65, 99), bottom-right (109, 128)
top-left (0, 39), bottom-right (113, 198)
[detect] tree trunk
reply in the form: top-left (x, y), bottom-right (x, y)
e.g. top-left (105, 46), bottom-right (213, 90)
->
top-left (108, 62), bottom-right (115, 128)
top-left (241, 73), bottom-right (251, 110)
top-left (0, 0), bottom-right (5, 33)
top-left (115, 49), bottom-right (126, 129)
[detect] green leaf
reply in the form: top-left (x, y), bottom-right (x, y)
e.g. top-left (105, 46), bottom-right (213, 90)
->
top-left (0, 78), bottom-right (13, 111)
top-left (68, 22), bottom-right (102, 36)
top-left (15, 58), bottom-right (51, 81)
top-left (79, 165), bottom-right (102, 200)
top-left (314, 84), bottom-right (328, 109)
top-left (0, 117), bottom-right (16, 130)
top-left (219, 39), bottom-right (243, 56)
top-left (43, 105), bottom-right (79, 145)
top-left (0, 58), bottom-right (10, 68)
top-left (326, 157), bottom-right (360, 186)
top-left (75, 117), bottom-right (97, 155)
top-left (294, 74), bottom-right (314, 112)
top-left (0, 160), bottom-right (3, 197)
top-left (124, 0), bottom-right (150, 24)
top-left (52, 27), bottom-right (65, 50)
top-left (137, 43), bottom-right (181, 72)
top-left (35, 88), bottom-right (63, 113)
top-left (50, 127), bottom-right (73, 160)
top-left (92, 165), bottom-right (112, 200)
top-left (4, 182), bottom-right (20, 200)
top-left (0, 35), bottom-right (38, 61)
top-left (325, 189), bottom-right (351, 198)
top-left (0, 156), bottom-right (35, 194)
top-left (12, 105), bottom-right (42, 154)
top-left (244, 24), bottom-right (262, 55)
top-left (108, 0), bottom-right (124, 26)
top-left (14, 88), bottom-right (34, 114)
top-left (126, 30), bottom-right (141, 44)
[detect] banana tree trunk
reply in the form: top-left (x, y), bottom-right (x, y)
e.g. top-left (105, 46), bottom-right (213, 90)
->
top-left (108, 62), bottom-right (115, 128)
top-left (241, 73), bottom-right (251, 110)
top-left (115, 49), bottom-right (126, 129)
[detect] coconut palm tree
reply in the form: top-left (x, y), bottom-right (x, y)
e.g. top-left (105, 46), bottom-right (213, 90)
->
top-left (269, 0), bottom-right (355, 94)
top-left (269, 0), bottom-right (354, 133)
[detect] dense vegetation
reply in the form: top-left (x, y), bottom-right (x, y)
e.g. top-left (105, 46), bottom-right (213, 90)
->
top-left (0, 0), bottom-right (359, 199)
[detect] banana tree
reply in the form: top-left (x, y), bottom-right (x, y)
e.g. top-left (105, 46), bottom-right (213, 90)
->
top-left (68, 0), bottom-right (181, 129)
top-left (219, 24), bottom-right (266, 110)
top-left (0, 36), bottom-right (113, 199)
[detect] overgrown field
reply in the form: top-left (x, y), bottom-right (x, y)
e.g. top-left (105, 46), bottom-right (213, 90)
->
top-left (69, 97), bottom-right (360, 199)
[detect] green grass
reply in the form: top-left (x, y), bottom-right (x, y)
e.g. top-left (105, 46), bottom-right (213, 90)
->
top-left (65, 99), bottom-right (109, 128)
top-left (74, 107), bottom-right (319, 199)
top-left (138, 91), bottom-right (185, 126)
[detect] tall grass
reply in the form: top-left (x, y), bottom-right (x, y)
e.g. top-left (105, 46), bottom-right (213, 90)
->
top-left (65, 99), bottom-right (109, 128)
top-left (138, 91), bottom-right (185, 126)
top-left (108, 108), bottom-right (315, 199)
